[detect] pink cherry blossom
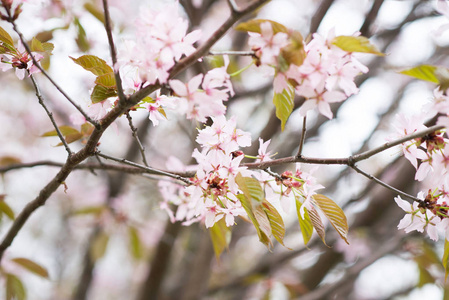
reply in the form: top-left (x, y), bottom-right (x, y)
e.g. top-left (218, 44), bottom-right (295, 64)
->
top-left (248, 21), bottom-right (289, 66)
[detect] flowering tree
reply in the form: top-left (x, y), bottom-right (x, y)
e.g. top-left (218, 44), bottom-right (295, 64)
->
top-left (1, 0), bottom-right (449, 299)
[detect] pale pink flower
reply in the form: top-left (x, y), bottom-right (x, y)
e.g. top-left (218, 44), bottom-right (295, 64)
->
top-left (296, 79), bottom-right (346, 119)
top-left (248, 21), bottom-right (289, 66)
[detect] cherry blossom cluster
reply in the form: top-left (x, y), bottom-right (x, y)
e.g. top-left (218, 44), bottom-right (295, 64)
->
top-left (168, 57), bottom-right (234, 123)
top-left (288, 31), bottom-right (368, 119)
top-left (120, 3), bottom-right (201, 87)
top-left (393, 88), bottom-right (449, 240)
top-left (248, 23), bottom-right (369, 119)
top-left (159, 123), bottom-right (325, 228)
top-left (159, 116), bottom-right (251, 227)
top-left (395, 190), bottom-right (449, 242)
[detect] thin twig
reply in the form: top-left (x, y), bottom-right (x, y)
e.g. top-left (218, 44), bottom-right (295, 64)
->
top-left (102, 0), bottom-right (126, 105)
top-left (350, 164), bottom-right (422, 203)
top-left (8, 22), bottom-right (100, 129)
top-left (208, 50), bottom-right (255, 56)
top-left (263, 168), bottom-right (282, 181)
top-left (227, 0), bottom-right (239, 13)
top-left (244, 124), bottom-right (446, 169)
top-left (296, 116), bottom-right (307, 157)
top-left (351, 124), bottom-right (445, 162)
top-left (125, 112), bottom-right (149, 166)
top-left (96, 152), bottom-right (191, 185)
top-left (29, 73), bottom-right (72, 155)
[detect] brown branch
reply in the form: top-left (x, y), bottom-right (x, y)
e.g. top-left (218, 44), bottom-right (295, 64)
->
top-left (309, 0), bottom-right (334, 35)
top-left (125, 112), bottom-right (149, 166)
top-left (102, 0), bottom-right (125, 105)
top-left (9, 21), bottom-right (99, 128)
top-left (29, 73), bottom-right (72, 155)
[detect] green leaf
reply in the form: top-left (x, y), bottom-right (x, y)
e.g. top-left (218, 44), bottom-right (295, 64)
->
top-left (209, 218), bottom-right (231, 260)
top-left (399, 65), bottom-right (439, 84)
top-left (0, 25), bottom-right (15, 49)
top-left (253, 204), bottom-right (272, 243)
top-left (30, 37), bottom-right (44, 52)
top-left (296, 200), bottom-right (313, 246)
top-left (332, 35), bottom-right (384, 56)
top-left (312, 194), bottom-right (349, 244)
top-left (417, 265), bottom-right (434, 287)
top-left (11, 258), bottom-right (49, 279)
top-left (6, 273), bottom-right (26, 300)
top-left (128, 226), bottom-right (143, 260)
top-left (73, 17), bottom-right (90, 52)
top-left (308, 205), bottom-right (327, 246)
top-left (273, 82), bottom-right (295, 131)
top-left (90, 231), bottom-right (109, 261)
top-left (91, 84), bottom-right (117, 103)
top-left (63, 132), bottom-right (83, 145)
top-left (0, 197), bottom-right (15, 220)
top-left (443, 238), bottom-right (449, 281)
top-left (70, 54), bottom-right (113, 76)
top-left (237, 194), bottom-right (272, 249)
top-left (235, 19), bottom-right (288, 34)
top-left (72, 205), bottom-right (105, 216)
top-left (41, 126), bottom-right (80, 137)
top-left (95, 72), bottom-right (116, 89)
top-left (84, 2), bottom-right (105, 24)
top-left (81, 123), bottom-right (95, 136)
top-left (262, 200), bottom-right (288, 248)
top-left (235, 174), bottom-right (264, 204)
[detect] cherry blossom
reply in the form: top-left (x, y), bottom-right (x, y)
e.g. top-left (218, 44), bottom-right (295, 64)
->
top-left (248, 21), bottom-right (289, 66)
top-left (0, 42), bottom-right (43, 80)
top-left (120, 3), bottom-right (201, 86)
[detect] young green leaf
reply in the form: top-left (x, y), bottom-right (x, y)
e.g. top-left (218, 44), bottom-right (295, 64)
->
top-left (90, 230), bottom-right (109, 261)
top-left (11, 258), bottom-right (49, 279)
top-left (312, 194), bottom-right (349, 244)
top-left (443, 238), bottom-right (449, 281)
top-left (83, 2), bottom-right (105, 24)
top-left (273, 82), bottom-right (295, 131)
top-left (70, 54), bottom-right (113, 76)
top-left (399, 65), bottom-right (439, 84)
top-left (296, 200), bottom-right (313, 246)
top-left (95, 72), bottom-right (117, 89)
top-left (332, 35), bottom-right (384, 56)
top-left (235, 173), bottom-right (264, 204)
top-left (41, 126), bottom-right (80, 137)
top-left (237, 194), bottom-right (272, 249)
top-left (73, 17), bottom-right (90, 52)
top-left (91, 84), bottom-right (117, 103)
top-left (128, 226), bottom-right (143, 260)
top-left (308, 205), bottom-right (327, 246)
top-left (262, 200), bottom-right (288, 248)
top-left (235, 19), bottom-right (288, 34)
top-left (71, 205), bottom-right (105, 216)
top-left (0, 25), bottom-right (15, 49)
top-left (0, 197), bottom-right (15, 220)
top-left (6, 273), bottom-right (26, 300)
top-left (209, 218), bottom-right (231, 260)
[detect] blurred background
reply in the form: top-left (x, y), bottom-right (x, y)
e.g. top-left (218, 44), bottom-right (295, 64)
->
top-left (1, 0), bottom-right (449, 299)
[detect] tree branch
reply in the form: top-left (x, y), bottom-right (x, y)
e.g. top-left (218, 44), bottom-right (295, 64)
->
top-left (125, 112), bottom-right (149, 166)
top-left (8, 20), bottom-right (100, 128)
top-left (29, 73), bottom-right (72, 155)
top-left (102, 0), bottom-right (125, 105)
top-left (96, 152), bottom-right (191, 184)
